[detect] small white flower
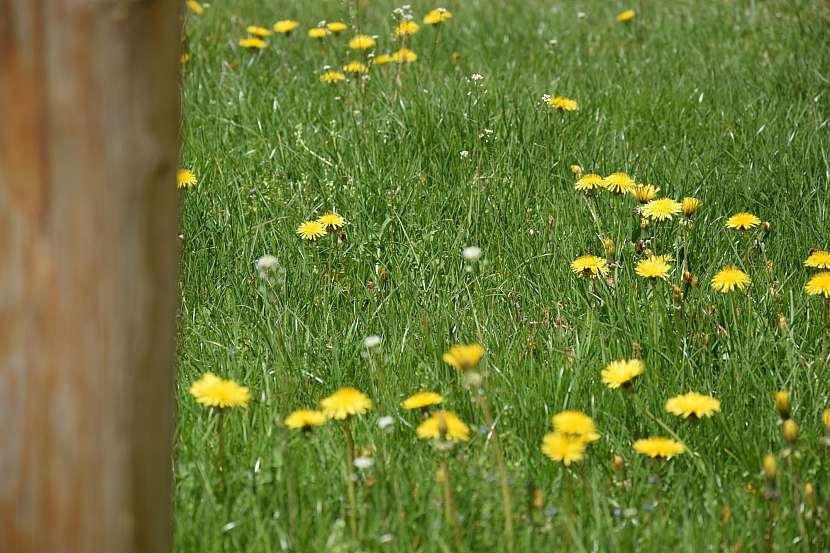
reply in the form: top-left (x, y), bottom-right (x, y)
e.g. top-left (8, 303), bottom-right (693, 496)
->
top-left (462, 246), bottom-right (481, 262)
top-left (379, 533), bottom-right (394, 543)
top-left (460, 150), bottom-right (469, 158)
top-left (471, 73), bottom-right (484, 81)
top-left (364, 335), bottom-right (382, 351)
top-left (377, 416), bottom-right (395, 431)
top-left (354, 456), bottom-right (374, 469)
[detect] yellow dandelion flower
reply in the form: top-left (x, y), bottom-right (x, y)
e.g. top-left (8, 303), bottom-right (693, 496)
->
top-left (180, 52), bottom-right (192, 65)
top-left (545, 95), bottom-right (578, 111)
top-left (395, 20), bottom-right (420, 36)
top-left (416, 410), bottom-right (470, 441)
top-left (574, 173), bottom-right (604, 192)
top-left (541, 432), bottom-right (586, 465)
top-left (186, 0), bottom-right (204, 15)
top-left (424, 8), bottom-right (453, 25)
top-left (551, 411), bottom-right (600, 443)
top-left (633, 437), bottom-right (685, 459)
top-left (442, 343), bottom-right (485, 372)
top-left (391, 47), bottom-right (417, 63)
top-left (327, 22), bottom-right (348, 34)
top-left (711, 266), bottom-right (751, 293)
top-left (317, 212), bottom-right (346, 229)
top-left (603, 172), bottom-right (636, 194)
top-left (402, 391), bottom-right (444, 410)
top-left (320, 70), bottom-right (346, 84)
top-left (665, 392), bottom-right (721, 419)
top-left (190, 372), bottom-right (251, 409)
top-left (239, 37), bottom-right (267, 49)
top-left (349, 34), bottom-right (376, 50)
top-left (633, 184), bottom-right (659, 204)
top-left (343, 61), bottom-right (369, 74)
top-left (641, 198), bottom-right (682, 221)
top-left (774, 390), bottom-right (791, 420)
top-left (246, 25), bottom-right (273, 38)
top-left (285, 409), bottom-right (327, 430)
top-left (274, 20), bottom-right (299, 35)
top-left (308, 27), bottom-right (329, 39)
top-left (616, 9), bottom-right (636, 23)
top-left (804, 250), bottom-right (830, 269)
top-left (296, 220), bottom-right (327, 240)
top-left (373, 54), bottom-right (393, 65)
top-left (725, 212), bottom-right (761, 230)
top-left (320, 387), bottom-right (373, 420)
top-left (177, 169), bottom-right (197, 189)
top-left (570, 255), bottom-right (609, 279)
top-left (805, 271), bottom-right (830, 298)
top-left (635, 255), bottom-right (671, 279)
top-left (601, 359), bottom-right (645, 389)
top-left (682, 197), bottom-right (701, 217)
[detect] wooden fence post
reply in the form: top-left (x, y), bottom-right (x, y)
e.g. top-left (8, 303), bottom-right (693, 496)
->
top-left (0, 2), bottom-right (182, 552)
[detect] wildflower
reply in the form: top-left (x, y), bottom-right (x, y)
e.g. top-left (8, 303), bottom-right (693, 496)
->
top-left (274, 20), bottom-right (299, 35)
top-left (190, 372), bottom-right (251, 409)
top-left (804, 250), bottom-right (830, 269)
top-left (424, 8), bottom-right (453, 25)
top-left (633, 437), bottom-right (685, 459)
top-left (354, 456), bottom-right (374, 469)
top-left (285, 409), bottom-right (327, 430)
top-left (402, 391), bottom-right (444, 410)
top-left (725, 212), bottom-right (761, 230)
top-left (318, 212), bottom-right (346, 229)
top-left (762, 454), bottom-right (777, 480)
top-left (570, 255), bottom-right (609, 279)
top-left (574, 173), bottom-right (604, 192)
top-left (377, 416), bottom-right (395, 431)
top-left (602, 172), bottom-right (636, 194)
top-left (364, 335), bottom-right (382, 352)
top-left (373, 54), bottom-right (393, 65)
top-left (443, 344), bottom-right (485, 372)
top-left (541, 432), bottom-right (586, 465)
top-left (570, 164), bottom-right (583, 177)
top-left (320, 70), bottom-right (346, 84)
top-left (463, 246), bottom-right (482, 262)
top-left (395, 21), bottom-right (420, 36)
top-left (633, 184), bottom-right (659, 204)
top-left (805, 272), bottom-right (830, 298)
top-left (296, 220), bottom-right (327, 240)
top-left (180, 52), bottom-right (192, 64)
top-left (682, 197), bottom-right (701, 218)
top-left (601, 359), bottom-right (645, 389)
top-left (349, 34), bottom-right (376, 50)
top-left (641, 198), bottom-right (682, 221)
top-left (551, 411), bottom-right (600, 443)
top-left (711, 266), bottom-right (751, 293)
top-left (782, 420), bottom-right (799, 445)
top-left (544, 95), bottom-right (578, 111)
top-left (616, 9), bottom-right (636, 23)
top-left (308, 27), bottom-right (329, 39)
top-left (635, 255), bottom-right (671, 279)
top-left (255, 255), bottom-right (282, 280)
top-left (391, 47), bottom-right (417, 62)
top-left (177, 169), bottom-right (197, 189)
top-left (246, 25), bottom-right (273, 37)
top-left (321, 387), bottom-right (373, 420)
top-left (186, 0), bottom-right (204, 15)
top-left (822, 408), bottom-right (830, 431)
top-left (417, 411), bottom-right (470, 442)
top-left (327, 22), bottom-right (348, 34)
top-left (239, 37), bottom-right (267, 49)
top-left (774, 390), bottom-right (791, 420)
top-left (665, 392), bottom-right (721, 419)
top-left (604, 238), bottom-right (616, 257)
top-left (343, 60), bottom-right (368, 75)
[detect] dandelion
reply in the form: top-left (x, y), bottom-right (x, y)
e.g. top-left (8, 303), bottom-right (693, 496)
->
top-left (711, 266), bottom-right (750, 293)
top-left (616, 9), bottom-right (636, 23)
top-left (603, 172), bottom-right (636, 194)
top-left (274, 20), bottom-right (299, 35)
top-left (391, 47), bottom-right (417, 62)
top-left (186, 0), bottom-right (204, 15)
top-left (463, 246), bottom-right (482, 262)
top-left (395, 21), bottom-right (420, 36)
top-left (541, 432), bottom-right (587, 465)
top-left (417, 410), bottom-right (471, 442)
top-left (782, 419), bottom-right (799, 445)
top-left (601, 359), bottom-right (645, 389)
top-left (321, 387), bottom-right (373, 420)
top-left (774, 390), bottom-right (791, 420)
top-left (665, 392), bottom-right (721, 419)
top-left (682, 197), bottom-right (701, 218)
top-left (296, 220), bottom-right (327, 240)
top-left (641, 198), bottom-right (682, 221)
top-left (570, 164), bottom-right (583, 177)
top-left (190, 372), bottom-right (251, 409)
top-left (570, 255), bottom-right (609, 279)
top-left (318, 212), bottom-right (346, 229)
top-left (544, 95), bottom-right (578, 111)
top-left (804, 250), bottom-right (830, 269)
top-left (326, 22), bottom-right (348, 34)
top-left (246, 25), bottom-right (272, 38)
top-left (373, 54), bottom-right (393, 65)
top-left (725, 212), bottom-right (761, 231)
top-left (177, 169), bottom-right (197, 189)
top-left (805, 272), bottom-right (830, 298)
top-left (308, 27), bottom-right (329, 39)
top-left (442, 343), bottom-right (485, 372)
top-left (284, 409), bottom-right (327, 430)
top-left (363, 335), bottom-right (382, 353)
top-left (343, 61), bottom-right (368, 75)
top-left (633, 437), bottom-right (685, 459)
top-left (424, 8), bottom-right (453, 25)
top-left (402, 391), bottom-right (444, 410)
top-left (574, 173), bottom-right (604, 192)
top-left (551, 411), bottom-right (600, 443)
top-left (635, 255), bottom-right (671, 279)
top-left (349, 34), bottom-right (376, 50)
top-left (255, 254), bottom-right (283, 282)
top-left (633, 184), bottom-right (659, 204)
top-left (320, 70), bottom-right (346, 84)
top-left (239, 37), bottom-right (267, 49)
top-left (180, 52), bottom-right (192, 64)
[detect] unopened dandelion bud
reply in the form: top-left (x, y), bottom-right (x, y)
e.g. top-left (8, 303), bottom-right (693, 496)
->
top-left (762, 221), bottom-right (771, 235)
top-left (570, 164), bottom-right (583, 178)
top-left (533, 489), bottom-right (544, 509)
top-left (774, 390), bottom-right (791, 420)
top-left (777, 313), bottom-right (787, 330)
top-left (762, 454), bottom-right (777, 480)
top-left (681, 197), bottom-right (701, 217)
top-left (603, 238), bottom-right (616, 257)
top-left (612, 454), bottom-right (626, 474)
top-left (782, 419), bottom-right (799, 445)
top-left (640, 217), bottom-right (649, 230)
top-left (672, 284), bottom-right (682, 299)
top-left (721, 505), bottom-right (731, 525)
top-left (822, 408), bottom-right (830, 432)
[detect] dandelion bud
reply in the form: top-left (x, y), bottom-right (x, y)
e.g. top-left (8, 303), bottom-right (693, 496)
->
top-left (766, 260), bottom-right (774, 271)
top-left (632, 342), bottom-right (642, 359)
top-left (603, 238), bottom-right (616, 257)
top-left (762, 221), bottom-right (771, 235)
top-left (762, 454), bottom-right (777, 480)
top-left (777, 313), bottom-right (787, 330)
top-left (640, 217), bottom-right (649, 230)
top-left (672, 285), bottom-right (682, 299)
top-left (681, 197), bottom-right (701, 217)
top-left (782, 419), bottom-right (799, 445)
top-left (720, 505), bottom-right (731, 525)
top-left (774, 390), bottom-right (791, 420)
top-left (682, 271), bottom-right (698, 287)
top-left (533, 489), bottom-right (544, 509)
top-left (822, 408), bottom-right (830, 432)
top-left (569, 164), bottom-right (583, 178)
top-left (612, 454), bottom-right (626, 474)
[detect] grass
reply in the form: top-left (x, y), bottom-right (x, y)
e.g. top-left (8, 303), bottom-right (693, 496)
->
top-left (175, 1), bottom-right (830, 551)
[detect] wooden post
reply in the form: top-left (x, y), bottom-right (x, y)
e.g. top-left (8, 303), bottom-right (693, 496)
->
top-left (0, 2), bottom-right (182, 553)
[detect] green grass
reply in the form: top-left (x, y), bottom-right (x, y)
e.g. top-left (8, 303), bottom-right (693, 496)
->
top-left (175, 1), bottom-right (830, 551)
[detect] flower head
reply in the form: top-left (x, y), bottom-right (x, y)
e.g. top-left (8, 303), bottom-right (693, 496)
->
top-left (274, 20), bottom-right (299, 35)
top-left (343, 61), bottom-right (368, 75)
top-left (318, 212), bottom-right (346, 229)
top-left (296, 220), bottom-right (327, 240)
top-left (349, 34), bottom-right (376, 50)
top-left (601, 359), bottom-right (645, 389)
top-left (633, 437), bottom-right (685, 459)
top-left (641, 198), bottom-right (682, 221)
top-left (574, 173), bottom-right (604, 192)
top-left (774, 390), bottom-right (791, 420)
top-left (541, 432), bottom-right (587, 465)
top-left (391, 47), bottom-right (417, 63)
top-left (682, 197), bottom-right (701, 217)
top-left (186, 1), bottom-right (204, 15)
top-left (602, 172), bottom-right (636, 194)
top-left (402, 391), bottom-right (444, 410)
top-left (424, 8), bottom-right (453, 25)
top-left (246, 25), bottom-right (273, 37)
top-left (442, 343), bottom-right (485, 372)
top-left (544, 95), bottom-right (578, 111)
top-left (326, 22), bottom-right (348, 34)
top-left (665, 392), bottom-right (721, 419)
top-left (551, 411), bottom-right (600, 443)
top-left (285, 409), bottom-right (327, 430)
top-left (711, 266), bottom-right (750, 293)
top-left (417, 410), bottom-right (470, 441)
top-left (804, 250), bottom-right (830, 270)
top-left (373, 54), bottom-right (393, 65)
top-left (570, 164), bottom-right (583, 177)
top-left (177, 169), bottom-right (197, 189)
top-left (616, 9), bottom-right (636, 23)
top-left (635, 255), bottom-right (671, 279)
top-left (239, 37), bottom-right (267, 49)
top-left (308, 27), bottom-right (329, 39)
top-left (726, 212), bottom-right (761, 230)
top-left (190, 372), bottom-right (250, 409)
top-left (395, 21), bottom-right (420, 36)
top-left (320, 70), bottom-right (346, 84)
top-left (805, 271), bottom-right (830, 298)
top-left (321, 387), bottom-right (373, 420)
top-left (633, 184), bottom-right (659, 204)
top-left (570, 255), bottom-right (609, 279)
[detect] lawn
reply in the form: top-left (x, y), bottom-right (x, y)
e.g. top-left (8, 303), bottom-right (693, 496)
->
top-left (175, 1), bottom-right (830, 551)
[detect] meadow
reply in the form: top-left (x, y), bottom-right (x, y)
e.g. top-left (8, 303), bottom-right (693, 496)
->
top-left (175, 1), bottom-right (830, 551)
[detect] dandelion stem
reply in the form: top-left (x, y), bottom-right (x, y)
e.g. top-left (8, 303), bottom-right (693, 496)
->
top-left (441, 456), bottom-right (465, 553)
top-left (215, 409), bottom-right (226, 495)
top-left (789, 457), bottom-right (810, 553)
top-left (343, 422), bottom-right (359, 542)
top-left (478, 392), bottom-right (515, 552)
top-left (765, 498), bottom-right (776, 553)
